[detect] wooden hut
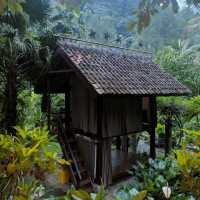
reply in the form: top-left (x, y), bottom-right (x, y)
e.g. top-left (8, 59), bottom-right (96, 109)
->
top-left (34, 38), bottom-right (190, 187)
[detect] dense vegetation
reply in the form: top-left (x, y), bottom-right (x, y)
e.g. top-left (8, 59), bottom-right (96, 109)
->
top-left (0, 0), bottom-right (199, 199)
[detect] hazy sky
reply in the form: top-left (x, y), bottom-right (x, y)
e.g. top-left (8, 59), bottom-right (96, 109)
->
top-left (178, 0), bottom-right (187, 9)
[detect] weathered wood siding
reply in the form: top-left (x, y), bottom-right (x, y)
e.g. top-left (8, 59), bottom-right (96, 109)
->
top-left (71, 76), bottom-right (97, 134)
top-left (142, 97), bottom-right (150, 122)
top-left (76, 135), bottom-right (97, 179)
top-left (102, 96), bottom-right (143, 137)
top-left (72, 83), bottom-right (143, 137)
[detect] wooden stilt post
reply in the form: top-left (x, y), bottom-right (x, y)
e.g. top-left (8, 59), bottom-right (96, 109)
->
top-left (122, 135), bottom-right (128, 152)
top-left (96, 96), bottom-right (103, 185)
top-left (149, 96), bottom-right (157, 159)
top-left (65, 84), bottom-right (71, 136)
top-left (131, 134), bottom-right (137, 158)
top-left (165, 117), bottom-right (172, 156)
top-left (150, 126), bottom-right (156, 159)
top-left (116, 137), bottom-right (121, 150)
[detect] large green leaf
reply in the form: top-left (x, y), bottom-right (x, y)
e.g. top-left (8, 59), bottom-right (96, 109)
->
top-left (132, 191), bottom-right (147, 200)
top-left (72, 189), bottom-right (92, 200)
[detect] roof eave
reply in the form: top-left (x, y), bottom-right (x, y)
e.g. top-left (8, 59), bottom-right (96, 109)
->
top-left (99, 91), bottom-right (192, 97)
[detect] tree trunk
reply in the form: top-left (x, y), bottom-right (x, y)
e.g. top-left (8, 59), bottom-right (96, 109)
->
top-left (4, 64), bottom-right (17, 133)
top-left (165, 118), bottom-right (172, 156)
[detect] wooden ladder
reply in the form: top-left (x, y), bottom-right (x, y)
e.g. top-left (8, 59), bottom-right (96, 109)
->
top-left (56, 118), bottom-right (93, 190)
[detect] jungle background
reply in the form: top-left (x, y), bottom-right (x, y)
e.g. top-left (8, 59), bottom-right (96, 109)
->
top-left (0, 0), bottom-right (199, 199)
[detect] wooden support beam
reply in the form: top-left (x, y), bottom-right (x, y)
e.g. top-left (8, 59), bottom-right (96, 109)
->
top-left (48, 69), bottom-right (74, 74)
top-left (74, 128), bottom-right (145, 140)
top-left (95, 96), bottom-right (103, 184)
top-left (165, 118), bottom-right (172, 156)
top-left (122, 136), bottom-right (128, 153)
top-left (150, 126), bottom-right (156, 159)
top-left (65, 84), bottom-right (71, 136)
top-left (149, 97), bottom-right (157, 159)
top-left (95, 96), bottom-right (112, 187)
top-left (116, 137), bottom-right (121, 150)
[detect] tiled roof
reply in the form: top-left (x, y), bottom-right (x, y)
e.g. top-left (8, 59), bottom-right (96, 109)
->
top-left (59, 39), bottom-right (191, 95)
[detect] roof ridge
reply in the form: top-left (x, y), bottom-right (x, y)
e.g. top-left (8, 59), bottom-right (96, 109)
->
top-left (56, 34), bottom-right (152, 55)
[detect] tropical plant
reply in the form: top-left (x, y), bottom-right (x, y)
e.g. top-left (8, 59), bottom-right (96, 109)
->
top-left (156, 123), bottom-right (165, 136)
top-left (116, 129), bottom-right (200, 200)
top-left (174, 129), bottom-right (200, 199)
top-left (157, 96), bottom-right (200, 145)
top-left (156, 41), bottom-right (200, 95)
top-left (184, 96), bottom-right (200, 123)
top-left (17, 90), bottom-right (43, 128)
top-left (0, 0), bottom-right (55, 132)
top-left (157, 97), bottom-right (187, 147)
top-left (0, 126), bottom-right (68, 199)
top-left (65, 184), bottom-right (106, 200)
top-left (135, 158), bottom-right (179, 199)
top-left (0, 23), bottom-right (38, 132)
top-left (115, 187), bottom-right (147, 200)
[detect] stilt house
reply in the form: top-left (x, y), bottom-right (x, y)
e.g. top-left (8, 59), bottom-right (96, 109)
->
top-left (34, 38), bottom-right (190, 187)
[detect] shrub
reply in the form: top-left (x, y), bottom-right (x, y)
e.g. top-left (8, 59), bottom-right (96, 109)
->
top-left (0, 126), bottom-right (69, 199)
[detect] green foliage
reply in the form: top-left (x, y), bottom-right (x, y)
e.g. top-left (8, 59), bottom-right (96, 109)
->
top-left (157, 97), bottom-right (186, 144)
top-left (155, 42), bottom-right (200, 145)
top-left (155, 42), bottom-right (200, 95)
top-left (0, 126), bottom-right (67, 199)
top-left (0, 22), bottom-right (39, 128)
top-left (17, 90), bottom-right (43, 128)
top-left (132, 191), bottom-right (147, 200)
top-left (22, 0), bottom-right (51, 23)
top-left (136, 158), bottom-right (179, 197)
top-left (115, 187), bottom-right (147, 200)
top-left (0, 0), bottom-right (58, 129)
top-left (65, 185), bottom-right (106, 200)
top-left (137, 8), bottom-right (193, 51)
top-left (156, 123), bottom-right (165, 136)
top-left (0, 1), bottom-right (199, 199)
top-left (0, 0), bottom-right (25, 15)
top-left (116, 129), bottom-right (200, 200)
top-left (184, 96), bottom-right (200, 122)
top-left (131, 0), bottom-right (200, 33)
top-left (175, 130), bottom-right (200, 199)
top-left (157, 96), bottom-right (200, 143)
top-left (184, 15), bottom-right (200, 46)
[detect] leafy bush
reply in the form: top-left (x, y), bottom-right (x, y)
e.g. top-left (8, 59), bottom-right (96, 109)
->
top-left (0, 126), bottom-right (68, 199)
top-left (155, 44), bottom-right (200, 95)
top-left (157, 96), bottom-right (200, 145)
top-left (17, 90), bottom-right (43, 128)
top-left (115, 188), bottom-right (147, 200)
top-left (115, 129), bottom-right (200, 200)
top-left (156, 123), bottom-right (165, 137)
top-left (64, 184), bottom-right (106, 200)
top-left (132, 157), bottom-right (179, 199)
top-left (175, 130), bottom-right (200, 199)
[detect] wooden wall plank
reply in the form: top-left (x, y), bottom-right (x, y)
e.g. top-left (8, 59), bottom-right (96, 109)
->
top-left (149, 96), bottom-right (157, 159)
